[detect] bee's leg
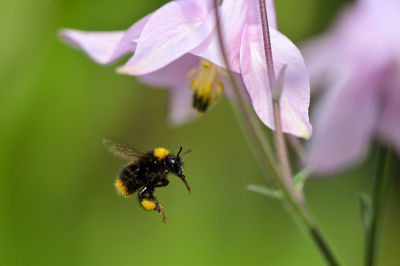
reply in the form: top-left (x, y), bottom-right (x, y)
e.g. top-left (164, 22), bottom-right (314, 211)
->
top-left (137, 186), bottom-right (167, 223)
top-left (138, 184), bottom-right (158, 201)
top-left (155, 203), bottom-right (167, 223)
top-left (138, 186), bottom-right (151, 199)
top-left (154, 178), bottom-right (169, 188)
top-left (137, 187), bottom-right (156, 210)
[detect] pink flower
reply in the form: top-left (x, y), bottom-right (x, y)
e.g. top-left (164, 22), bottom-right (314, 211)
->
top-left (60, 0), bottom-right (311, 138)
top-left (304, 0), bottom-right (400, 174)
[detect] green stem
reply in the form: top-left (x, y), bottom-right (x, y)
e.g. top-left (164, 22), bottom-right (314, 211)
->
top-left (257, 0), bottom-right (296, 197)
top-left (258, 1), bottom-right (341, 265)
top-left (364, 147), bottom-right (392, 266)
top-left (212, 1), bottom-right (280, 182)
top-left (288, 135), bottom-right (306, 163)
top-left (213, 0), bottom-right (341, 265)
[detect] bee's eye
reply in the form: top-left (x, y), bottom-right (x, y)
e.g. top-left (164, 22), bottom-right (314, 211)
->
top-left (167, 158), bottom-right (180, 173)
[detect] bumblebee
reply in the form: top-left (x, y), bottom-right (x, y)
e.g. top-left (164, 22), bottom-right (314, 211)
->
top-left (103, 138), bottom-right (191, 223)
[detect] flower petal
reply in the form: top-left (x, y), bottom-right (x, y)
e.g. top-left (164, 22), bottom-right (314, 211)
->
top-left (377, 79), bottom-right (400, 154)
top-left (59, 30), bottom-right (125, 65)
top-left (191, 0), bottom-right (277, 72)
top-left (245, 0), bottom-right (277, 29)
top-left (301, 34), bottom-right (337, 88)
top-left (307, 70), bottom-right (379, 175)
top-left (137, 54), bottom-right (200, 125)
top-left (59, 15), bottom-right (150, 65)
top-left (118, 0), bottom-right (214, 75)
top-left (240, 25), bottom-right (312, 138)
top-left (220, 72), bottom-right (251, 102)
top-left (138, 54), bottom-right (199, 88)
top-left (167, 85), bottom-right (197, 125)
top-left (191, 0), bottom-right (248, 72)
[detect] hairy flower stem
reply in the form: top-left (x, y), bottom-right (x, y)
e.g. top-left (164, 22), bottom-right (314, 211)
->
top-left (213, 0), bottom-right (340, 264)
top-left (257, 1), bottom-right (341, 265)
top-left (213, 7), bottom-right (338, 265)
top-left (212, 1), bottom-right (280, 182)
top-left (365, 147), bottom-right (392, 266)
top-left (258, 0), bottom-right (297, 202)
top-left (288, 135), bottom-right (306, 163)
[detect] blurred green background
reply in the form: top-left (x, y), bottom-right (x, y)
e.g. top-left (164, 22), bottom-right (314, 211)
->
top-left (1, 0), bottom-right (399, 265)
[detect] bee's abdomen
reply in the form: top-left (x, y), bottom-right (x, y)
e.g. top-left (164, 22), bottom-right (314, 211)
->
top-left (115, 162), bottom-right (141, 197)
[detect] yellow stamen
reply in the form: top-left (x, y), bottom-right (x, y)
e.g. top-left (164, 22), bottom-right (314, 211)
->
top-left (187, 59), bottom-right (225, 112)
top-left (215, 80), bottom-right (223, 99)
top-left (186, 67), bottom-right (198, 79)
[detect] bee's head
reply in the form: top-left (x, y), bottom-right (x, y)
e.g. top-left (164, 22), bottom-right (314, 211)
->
top-left (165, 147), bottom-right (191, 193)
top-left (166, 147), bottom-right (184, 177)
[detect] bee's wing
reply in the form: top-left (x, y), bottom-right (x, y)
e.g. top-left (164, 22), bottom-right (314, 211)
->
top-left (103, 138), bottom-right (146, 161)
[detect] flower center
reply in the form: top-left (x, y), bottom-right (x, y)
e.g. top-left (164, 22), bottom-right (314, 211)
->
top-left (187, 59), bottom-right (225, 112)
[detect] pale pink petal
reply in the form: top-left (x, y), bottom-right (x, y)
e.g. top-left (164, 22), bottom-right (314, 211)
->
top-left (378, 98), bottom-right (400, 154)
top-left (303, 0), bottom-right (400, 83)
top-left (59, 30), bottom-right (125, 65)
top-left (246, 0), bottom-right (277, 29)
top-left (301, 4), bottom-right (362, 88)
top-left (167, 86), bottom-right (197, 125)
top-left (138, 54), bottom-right (199, 88)
top-left (307, 70), bottom-right (379, 175)
top-left (303, 0), bottom-right (400, 174)
top-left (191, 0), bottom-right (248, 72)
top-left (301, 35), bottom-right (337, 88)
top-left (376, 77), bottom-right (400, 154)
top-left (111, 14), bottom-right (152, 59)
top-left (118, 0), bottom-right (214, 75)
top-left (361, 0), bottom-right (400, 14)
top-left (220, 72), bottom-right (251, 102)
top-left (240, 25), bottom-right (311, 138)
top-left (138, 54), bottom-right (245, 125)
top-left (137, 54), bottom-right (200, 125)
top-left (59, 15), bottom-right (150, 65)
top-left (192, 0), bottom-right (277, 72)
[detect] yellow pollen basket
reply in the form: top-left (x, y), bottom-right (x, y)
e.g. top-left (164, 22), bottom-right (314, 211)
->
top-left (187, 59), bottom-right (225, 112)
top-left (141, 199), bottom-right (157, 211)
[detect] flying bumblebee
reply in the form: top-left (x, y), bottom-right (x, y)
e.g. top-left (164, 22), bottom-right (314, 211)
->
top-left (103, 138), bottom-right (191, 223)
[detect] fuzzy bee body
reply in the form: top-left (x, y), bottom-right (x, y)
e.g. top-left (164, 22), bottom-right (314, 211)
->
top-left (103, 139), bottom-right (191, 223)
top-left (116, 152), bottom-right (169, 196)
top-left (116, 162), bottom-right (141, 196)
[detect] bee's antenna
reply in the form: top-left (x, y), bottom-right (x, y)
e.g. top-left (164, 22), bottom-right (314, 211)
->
top-left (177, 146), bottom-right (183, 157)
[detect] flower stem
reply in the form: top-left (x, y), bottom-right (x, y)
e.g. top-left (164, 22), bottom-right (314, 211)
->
top-left (258, 0), bottom-right (297, 200)
top-left (257, 1), bottom-right (341, 265)
top-left (288, 135), bottom-right (306, 163)
top-left (213, 1), bottom-right (341, 263)
top-left (364, 147), bottom-right (392, 266)
top-left (212, 1), bottom-right (280, 183)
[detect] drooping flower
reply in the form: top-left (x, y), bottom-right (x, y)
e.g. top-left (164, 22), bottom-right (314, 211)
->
top-left (303, 0), bottom-right (400, 174)
top-left (60, 0), bottom-right (311, 138)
